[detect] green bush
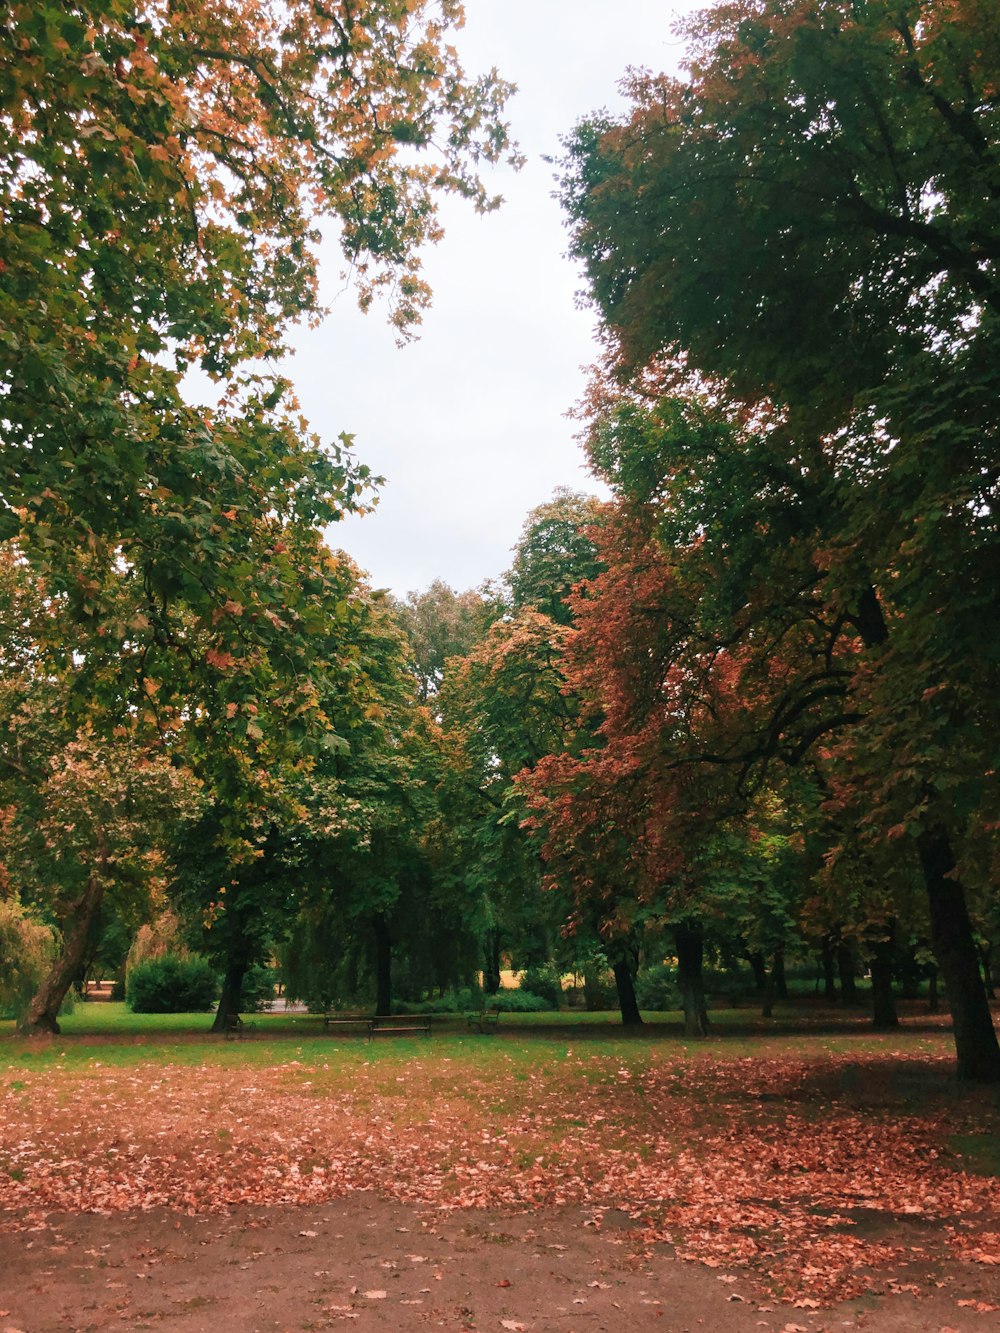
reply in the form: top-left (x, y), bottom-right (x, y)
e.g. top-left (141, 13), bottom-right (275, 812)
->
top-left (635, 962), bottom-right (679, 1010)
top-left (241, 963), bottom-right (277, 1012)
top-left (126, 954), bottom-right (218, 1013)
top-left (518, 965), bottom-right (562, 1009)
top-left (399, 987), bottom-right (483, 1015)
top-left (490, 988), bottom-right (549, 1013)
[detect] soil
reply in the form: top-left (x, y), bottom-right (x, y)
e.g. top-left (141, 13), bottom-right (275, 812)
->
top-left (1, 1195), bottom-right (997, 1333)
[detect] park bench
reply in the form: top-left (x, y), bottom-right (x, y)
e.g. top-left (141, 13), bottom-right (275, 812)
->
top-left (322, 1013), bottom-right (371, 1035)
top-left (466, 1008), bottom-right (500, 1034)
top-left (222, 1014), bottom-right (256, 1040)
top-left (367, 1015), bottom-right (431, 1040)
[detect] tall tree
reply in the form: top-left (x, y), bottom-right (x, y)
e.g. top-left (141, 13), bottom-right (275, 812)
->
top-left (560, 0), bottom-right (1000, 1080)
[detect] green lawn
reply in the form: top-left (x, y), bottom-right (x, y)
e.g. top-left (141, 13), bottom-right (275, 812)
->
top-left (0, 998), bottom-right (957, 1074)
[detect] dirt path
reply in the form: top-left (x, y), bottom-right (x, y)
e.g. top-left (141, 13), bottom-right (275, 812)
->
top-left (1, 1196), bottom-right (997, 1333)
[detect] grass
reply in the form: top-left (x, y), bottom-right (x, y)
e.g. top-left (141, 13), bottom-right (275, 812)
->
top-left (0, 996), bottom-right (959, 1075)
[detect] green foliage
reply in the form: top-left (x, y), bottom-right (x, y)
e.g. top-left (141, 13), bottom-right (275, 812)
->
top-left (397, 986), bottom-right (483, 1015)
top-left (241, 964), bottom-right (277, 1014)
top-left (634, 963), bottom-right (680, 1012)
top-left (126, 955), bottom-right (219, 1014)
top-left (508, 488), bottom-right (604, 626)
top-left (0, 898), bottom-right (58, 1021)
top-left (518, 965), bottom-right (563, 1009)
top-left (489, 989), bottom-right (550, 1013)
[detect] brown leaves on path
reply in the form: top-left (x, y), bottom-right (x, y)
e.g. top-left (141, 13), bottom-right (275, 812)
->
top-left (2, 1047), bottom-right (999, 1307)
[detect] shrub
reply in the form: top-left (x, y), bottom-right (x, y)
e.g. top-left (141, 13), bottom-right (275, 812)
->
top-left (490, 988), bottom-right (549, 1013)
top-left (0, 898), bottom-right (58, 1022)
top-left (398, 987), bottom-right (483, 1015)
top-left (518, 965), bottom-right (562, 1009)
top-left (634, 962), bottom-right (680, 1010)
top-left (241, 963), bottom-right (277, 1012)
top-left (126, 954), bottom-right (218, 1013)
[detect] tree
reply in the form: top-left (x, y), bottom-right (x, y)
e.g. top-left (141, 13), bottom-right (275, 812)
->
top-left (508, 489), bottom-right (604, 626)
top-left (560, 0), bottom-right (1000, 1080)
top-left (2, 2), bottom-right (518, 1028)
top-left (392, 580), bottom-right (489, 703)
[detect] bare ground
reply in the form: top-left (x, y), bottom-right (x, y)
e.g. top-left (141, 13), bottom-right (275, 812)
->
top-left (2, 1194), bottom-right (999, 1333)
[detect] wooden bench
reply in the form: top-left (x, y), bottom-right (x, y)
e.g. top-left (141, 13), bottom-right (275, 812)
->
top-left (222, 1014), bottom-right (256, 1040)
top-left (322, 1013), bottom-right (371, 1034)
top-left (368, 1015), bottom-right (431, 1040)
top-left (466, 1009), bottom-right (500, 1034)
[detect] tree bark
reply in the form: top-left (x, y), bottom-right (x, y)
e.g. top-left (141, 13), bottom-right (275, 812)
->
top-left (979, 941), bottom-right (996, 999)
top-left (869, 935), bottom-right (899, 1030)
top-left (919, 829), bottom-right (1000, 1082)
top-left (612, 957), bottom-right (643, 1026)
top-left (482, 928), bottom-right (501, 995)
top-left (373, 913), bottom-right (392, 1016)
top-left (837, 942), bottom-right (859, 1005)
top-left (21, 862), bottom-right (106, 1035)
top-left (211, 953), bottom-right (248, 1033)
top-left (821, 938), bottom-right (837, 1001)
top-left (675, 919), bottom-right (710, 1036)
top-left (762, 958), bottom-right (776, 1019)
top-left (747, 950), bottom-right (767, 994)
top-left (928, 964), bottom-right (939, 1013)
top-left (772, 946), bottom-right (788, 999)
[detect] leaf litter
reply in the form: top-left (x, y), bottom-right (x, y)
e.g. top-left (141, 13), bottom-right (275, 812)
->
top-left (1, 1046), bottom-right (998, 1307)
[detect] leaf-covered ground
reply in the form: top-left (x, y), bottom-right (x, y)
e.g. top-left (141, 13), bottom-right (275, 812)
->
top-left (2, 1018), bottom-right (999, 1321)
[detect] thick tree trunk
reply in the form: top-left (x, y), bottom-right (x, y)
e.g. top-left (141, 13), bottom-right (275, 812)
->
top-left (928, 965), bottom-right (939, 1013)
top-left (852, 588), bottom-right (996, 1077)
top-left (675, 920), bottom-right (710, 1037)
top-left (821, 938), bottom-right (838, 1001)
top-left (211, 953), bottom-right (248, 1033)
top-left (612, 957), bottom-right (643, 1026)
top-left (869, 936), bottom-right (899, 1030)
top-left (482, 929), bottom-right (501, 995)
top-left (919, 829), bottom-right (1000, 1082)
top-left (747, 950), bottom-right (767, 994)
top-left (837, 942), bottom-right (859, 1005)
top-left (373, 913), bottom-right (392, 1016)
top-left (20, 864), bottom-right (106, 1035)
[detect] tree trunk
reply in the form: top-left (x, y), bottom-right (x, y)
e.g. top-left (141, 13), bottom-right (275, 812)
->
top-left (837, 942), bottom-right (859, 1005)
top-left (211, 953), bottom-right (248, 1033)
top-left (612, 957), bottom-right (643, 1027)
top-left (762, 958), bottom-right (776, 1019)
top-left (772, 946), bottom-right (788, 999)
top-left (482, 928), bottom-right (501, 995)
top-left (919, 829), bottom-right (1000, 1082)
top-left (675, 920), bottom-right (710, 1036)
top-left (869, 936), bottom-right (899, 1030)
top-left (979, 941), bottom-right (996, 999)
top-left (21, 863), bottom-right (106, 1035)
top-left (928, 964), bottom-right (939, 1013)
top-left (582, 966), bottom-right (604, 1012)
top-left (373, 913), bottom-right (392, 1016)
top-left (821, 938), bottom-right (837, 1001)
top-left (747, 950), bottom-right (767, 994)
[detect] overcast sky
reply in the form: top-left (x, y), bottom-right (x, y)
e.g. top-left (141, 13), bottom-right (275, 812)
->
top-left (288, 1), bottom-right (699, 597)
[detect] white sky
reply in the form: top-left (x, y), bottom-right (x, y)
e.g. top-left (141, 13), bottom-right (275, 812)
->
top-left (289, 1), bottom-right (698, 597)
